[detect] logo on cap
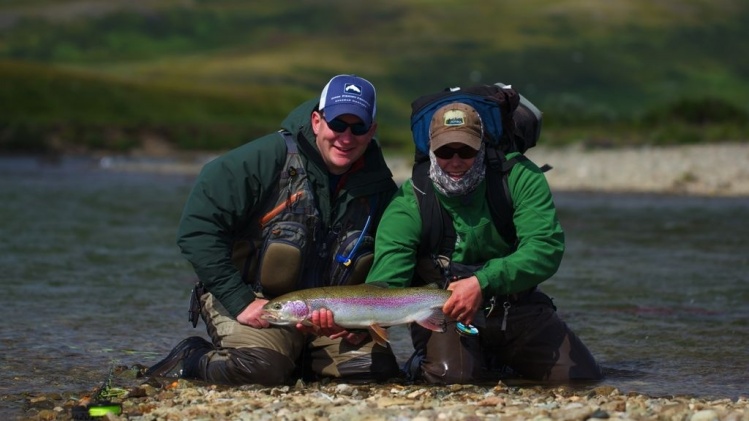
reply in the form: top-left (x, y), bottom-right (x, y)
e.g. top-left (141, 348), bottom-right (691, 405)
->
top-left (443, 110), bottom-right (468, 127)
top-left (344, 83), bottom-right (362, 94)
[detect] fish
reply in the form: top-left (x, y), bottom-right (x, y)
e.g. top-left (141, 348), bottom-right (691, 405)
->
top-left (261, 282), bottom-right (450, 346)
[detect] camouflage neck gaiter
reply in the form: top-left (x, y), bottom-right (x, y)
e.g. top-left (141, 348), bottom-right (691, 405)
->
top-left (428, 144), bottom-right (486, 197)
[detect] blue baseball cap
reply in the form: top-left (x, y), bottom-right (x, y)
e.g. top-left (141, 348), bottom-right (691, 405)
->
top-left (319, 74), bottom-right (376, 127)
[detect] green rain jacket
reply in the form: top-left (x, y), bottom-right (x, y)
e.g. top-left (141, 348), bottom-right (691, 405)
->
top-left (366, 153), bottom-right (564, 297)
top-left (177, 99), bottom-right (397, 317)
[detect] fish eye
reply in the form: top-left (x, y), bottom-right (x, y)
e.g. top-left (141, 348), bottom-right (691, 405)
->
top-left (272, 303), bottom-right (282, 310)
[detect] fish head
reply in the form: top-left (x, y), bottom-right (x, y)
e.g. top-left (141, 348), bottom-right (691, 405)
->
top-left (261, 299), bottom-right (309, 325)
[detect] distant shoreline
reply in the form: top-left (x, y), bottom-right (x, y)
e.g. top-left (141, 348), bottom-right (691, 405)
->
top-left (526, 142), bottom-right (749, 197)
top-left (92, 142), bottom-right (749, 197)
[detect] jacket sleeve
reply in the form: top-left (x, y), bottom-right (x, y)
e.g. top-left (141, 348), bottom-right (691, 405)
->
top-left (176, 137), bottom-right (285, 317)
top-left (474, 159), bottom-right (565, 296)
top-left (365, 181), bottom-right (422, 288)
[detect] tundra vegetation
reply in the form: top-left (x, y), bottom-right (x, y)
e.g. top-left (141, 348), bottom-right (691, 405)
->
top-left (1, 0), bottom-right (747, 155)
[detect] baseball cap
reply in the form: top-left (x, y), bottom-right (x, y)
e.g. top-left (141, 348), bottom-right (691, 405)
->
top-left (429, 102), bottom-right (484, 152)
top-left (319, 74), bottom-right (376, 127)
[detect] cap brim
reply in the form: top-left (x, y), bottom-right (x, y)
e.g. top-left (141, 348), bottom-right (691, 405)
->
top-left (430, 131), bottom-right (481, 152)
top-left (323, 104), bottom-right (372, 127)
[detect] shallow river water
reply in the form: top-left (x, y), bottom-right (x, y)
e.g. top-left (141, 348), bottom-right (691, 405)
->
top-left (1, 156), bottom-right (747, 417)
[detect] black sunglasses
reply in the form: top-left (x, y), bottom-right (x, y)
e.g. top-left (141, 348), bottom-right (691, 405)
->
top-left (433, 145), bottom-right (479, 159)
top-left (323, 115), bottom-right (370, 136)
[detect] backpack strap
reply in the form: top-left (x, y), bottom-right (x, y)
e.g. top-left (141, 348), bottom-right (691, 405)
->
top-left (277, 130), bottom-right (304, 205)
top-left (485, 146), bottom-right (525, 250)
top-left (279, 129), bottom-right (297, 154)
top-left (412, 159), bottom-right (457, 264)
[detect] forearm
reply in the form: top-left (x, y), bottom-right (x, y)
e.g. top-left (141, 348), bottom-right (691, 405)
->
top-left (366, 187), bottom-right (421, 288)
top-left (475, 230), bottom-right (564, 295)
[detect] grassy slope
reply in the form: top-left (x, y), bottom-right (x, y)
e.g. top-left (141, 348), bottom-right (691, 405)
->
top-left (1, 0), bottom-right (747, 152)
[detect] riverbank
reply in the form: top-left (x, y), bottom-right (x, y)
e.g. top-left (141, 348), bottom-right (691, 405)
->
top-left (101, 142), bottom-right (749, 197)
top-left (527, 142), bottom-right (749, 196)
top-left (24, 374), bottom-right (749, 420)
top-left (386, 142), bottom-right (749, 197)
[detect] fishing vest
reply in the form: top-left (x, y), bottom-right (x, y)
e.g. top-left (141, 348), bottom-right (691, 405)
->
top-left (230, 131), bottom-right (376, 298)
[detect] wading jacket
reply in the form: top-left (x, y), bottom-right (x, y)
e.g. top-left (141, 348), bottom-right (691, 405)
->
top-left (366, 154), bottom-right (564, 297)
top-left (177, 99), bottom-right (397, 317)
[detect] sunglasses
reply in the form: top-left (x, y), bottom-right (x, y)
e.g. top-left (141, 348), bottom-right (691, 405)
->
top-left (323, 115), bottom-right (370, 136)
top-left (433, 145), bottom-right (479, 160)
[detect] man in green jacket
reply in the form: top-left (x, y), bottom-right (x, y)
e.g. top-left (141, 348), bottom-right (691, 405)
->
top-left (366, 101), bottom-right (602, 384)
top-left (146, 74), bottom-right (400, 385)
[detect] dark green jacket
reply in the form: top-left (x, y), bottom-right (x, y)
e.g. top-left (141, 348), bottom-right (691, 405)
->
top-left (366, 153), bottom-right (564, 297)
top-left (177, 99), bottom-right (396, 317)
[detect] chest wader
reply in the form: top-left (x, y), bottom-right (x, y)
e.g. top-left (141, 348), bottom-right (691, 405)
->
top-left (231, 131), bottom-right (377, 299)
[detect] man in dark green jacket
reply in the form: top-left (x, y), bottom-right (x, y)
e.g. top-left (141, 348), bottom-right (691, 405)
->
top-left (146, 75), bottom-right (400, 385)
top-left (366, 101), bottom-right (602, 384)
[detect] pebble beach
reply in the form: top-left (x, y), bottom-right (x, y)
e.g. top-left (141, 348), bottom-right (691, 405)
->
top-left (25, 372), bottom-right (749, 421)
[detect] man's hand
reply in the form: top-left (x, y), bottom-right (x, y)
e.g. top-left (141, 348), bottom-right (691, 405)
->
top-left (297, 309), bottom-right (369, 345)
top-left (236, 298), bottom-right (270, 328)
top-left (296, 308), bottom-right (340, 336)
top-left (443, 276), bottom-right (483, 326)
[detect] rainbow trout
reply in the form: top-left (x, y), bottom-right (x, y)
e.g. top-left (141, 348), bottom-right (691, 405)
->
top-left (261, 282), bottom-right (450, 346)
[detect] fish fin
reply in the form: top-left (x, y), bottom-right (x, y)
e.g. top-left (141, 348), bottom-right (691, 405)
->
top-left (366, 281), bottom-right (390, 289)
top-left (367, 324), bottom-right (390, 346)
top-left (415, 308), bottom-right (447, 333)
top-left (301, 319), bottom-right (321, 334)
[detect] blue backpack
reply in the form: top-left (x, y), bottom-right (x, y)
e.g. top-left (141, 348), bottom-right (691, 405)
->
top-left (409, 83), bottom-right (546, 271)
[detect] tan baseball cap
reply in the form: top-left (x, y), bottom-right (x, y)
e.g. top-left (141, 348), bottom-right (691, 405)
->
top-left (429, 102), bottom-right (483, 152)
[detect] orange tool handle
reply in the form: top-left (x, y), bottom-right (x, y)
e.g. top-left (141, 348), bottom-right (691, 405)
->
top-left (260, 191), bottom-right (304, 227)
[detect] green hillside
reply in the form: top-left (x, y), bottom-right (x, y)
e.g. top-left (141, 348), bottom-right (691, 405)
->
top-left (1, 0), bottom-right (747, 153)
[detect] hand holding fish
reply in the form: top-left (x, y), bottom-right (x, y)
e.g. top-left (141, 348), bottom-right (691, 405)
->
top-left (443, 276), bottom-right (483, 326)
top-left (295, 308), bottom-right (340, 336)
top-left (237, 298), bottom-right (271, 328)
top-left (296, 309), bottom-right (369, 345)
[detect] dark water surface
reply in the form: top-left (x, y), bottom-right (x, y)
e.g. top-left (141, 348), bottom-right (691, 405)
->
top-left (1, 156), bottom-right (747, 417)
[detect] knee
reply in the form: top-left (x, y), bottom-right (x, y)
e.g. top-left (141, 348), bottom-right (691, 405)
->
top-left (336, 351), bottom-right (401, 382)
top-left (235, 348), bottom-right (296, 386)
top-left (568, 361), bottom-right (603, 381)
top-left (206, 347), bottom-right (296, 386)
top-left (419, 355), bottom-right (478, 385)
top-left (370, 352), bottom-right (401, 381)
top-left (409, 328), bottom-right (483, 384)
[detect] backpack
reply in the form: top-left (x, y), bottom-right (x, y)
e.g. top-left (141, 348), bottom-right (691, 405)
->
top-left (409, 83), bottom-right (547, 275)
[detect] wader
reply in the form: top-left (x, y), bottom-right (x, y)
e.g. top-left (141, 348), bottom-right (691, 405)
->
top-left (404, 288), bottom-right (602, 384)
top-left (192, 292), bottom-right (398, 385)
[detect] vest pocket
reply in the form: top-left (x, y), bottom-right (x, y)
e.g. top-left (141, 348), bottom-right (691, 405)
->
top-left (258, 221), bottom-right (308, 297)
top-left (329, 230), bottom-right (374, 286)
